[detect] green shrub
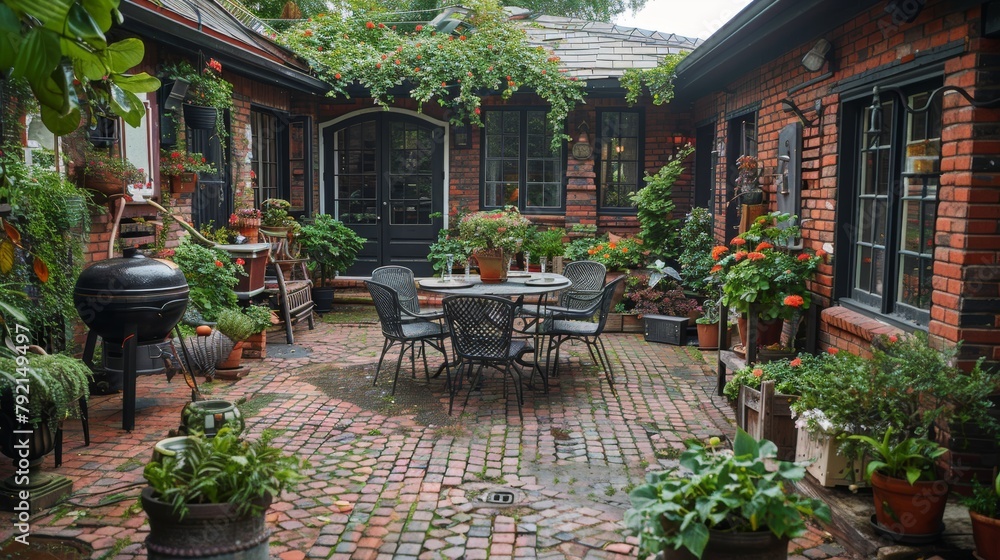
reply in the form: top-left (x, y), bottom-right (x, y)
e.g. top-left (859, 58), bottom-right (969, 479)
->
top-left (171, 239), bottom-right (244, 321)
top-left (630, 144), bottom-right (694, 260)
top-left (677, 207), bottom-right (715, 295)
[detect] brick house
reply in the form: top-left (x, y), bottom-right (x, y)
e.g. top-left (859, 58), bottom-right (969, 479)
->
top-left (670, 0), bottom-right (1000, 373)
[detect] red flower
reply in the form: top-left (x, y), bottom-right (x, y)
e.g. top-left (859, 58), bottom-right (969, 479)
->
top-left (798, 253), bottom-right (812, 261)
top-left (378, 22), bottom-right (385, 28)
top-left (734, 251), bottom-right (747, 262)
top-left (790, 358), bottom-right (802, 367)
top-left (303, 29), bottom-right (313, 37)
top-left (752, 368), bottom-right (763, 378)
top-left (755, 242), bottom-right (773, 251)
top-left (335, 73), bottom-right (342, 80)
top-left (366, 21), bottom-right (375, 29)
top-left (710, 265), bottom-right (723, 274)
top-left (214, 260), bottom-right (223, 267)
top-left (415, 24), bottom-right (423, 31)
top-left (711, 246), bottom-right (729, 260)
top-left (888, 335), bottom-right (898, 343)
top-left (827, 347), bottom-right (839, 355)
top-left (816, 249), bottom-right (828, 257)
top-left (783, 295), bottom-right (805, 307)
top-left (235, 258), bottom-right (245, 266)
top-left (730, 237), bottom-right (747, 246)
top-left (474, 107), bottom-right (481, 115)
top-left (747, 252), bottom-right (766, 261)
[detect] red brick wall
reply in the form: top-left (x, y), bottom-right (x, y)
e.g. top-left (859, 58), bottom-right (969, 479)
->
top-left (688, 0), bottom-right (999, 369)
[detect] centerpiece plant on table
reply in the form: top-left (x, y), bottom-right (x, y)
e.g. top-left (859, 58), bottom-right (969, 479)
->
top-left (457, 206), bottom-right (532, 282)
top-left (626, 429), bottom-right (831, 559)
top-left (711, 212), bottom-right (822, 350)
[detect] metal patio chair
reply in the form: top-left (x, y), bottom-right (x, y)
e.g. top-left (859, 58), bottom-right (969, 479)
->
top-left (443, 294), bottom-right (534, 419)
top-left (366, 280), bottom-right (451, 395)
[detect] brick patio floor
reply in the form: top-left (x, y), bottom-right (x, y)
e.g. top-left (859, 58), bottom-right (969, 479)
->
top-left (0, 317), bottom-right (849, 559)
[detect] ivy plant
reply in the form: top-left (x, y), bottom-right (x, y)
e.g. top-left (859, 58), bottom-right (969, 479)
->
top-left (630, 143), bottom-right (694, 260)
top-left (0, 0), bottom-right (161, 135)
top-left (279, 0), bottom-right (585, 150)
top-left (621, 52), bottom-right (687, 106)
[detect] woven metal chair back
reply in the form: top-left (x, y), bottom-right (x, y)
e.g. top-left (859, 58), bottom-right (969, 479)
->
top-left (561, 261), bottom-right (607, 309)
top-left (365, 280), bottom-right (405, 339)
top-left (372, 266), bottom-right (421, 316)
top-left (594, 277), bottom-right (625, 332)
top-left (443, 295), bottom-right (521, 362)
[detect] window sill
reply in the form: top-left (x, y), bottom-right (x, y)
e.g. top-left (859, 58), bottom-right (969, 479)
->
top-left (823, 301), bottom-right (917, 343)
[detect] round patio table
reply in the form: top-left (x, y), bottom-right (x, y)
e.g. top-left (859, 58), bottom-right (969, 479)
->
top-left (417, 272), bottom-right (571, 390)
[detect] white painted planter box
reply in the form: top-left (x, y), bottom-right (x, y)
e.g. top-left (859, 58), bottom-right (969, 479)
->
top-left (795, 429), bottom-right (868, 487)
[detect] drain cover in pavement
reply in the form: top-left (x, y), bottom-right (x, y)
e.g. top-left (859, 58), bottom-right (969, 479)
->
top-left (0, 535), bottom-right (93, 559)
top-left (484, 490), bottom-right (516, 505)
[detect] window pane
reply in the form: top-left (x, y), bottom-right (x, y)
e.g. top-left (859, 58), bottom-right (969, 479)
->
top-left (599, 111), bottom-right (640, 209)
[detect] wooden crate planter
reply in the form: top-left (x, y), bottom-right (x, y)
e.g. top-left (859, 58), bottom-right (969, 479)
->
top-left (737, 380), bottom-right (797, 461)
top-left (795, 429), bottom-right (868, 487)
top-left (216, 243), bottom-right (270, 298)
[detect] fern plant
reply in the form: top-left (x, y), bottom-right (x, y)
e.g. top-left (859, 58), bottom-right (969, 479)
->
top-left (0, 353), bottom-right (92, 432)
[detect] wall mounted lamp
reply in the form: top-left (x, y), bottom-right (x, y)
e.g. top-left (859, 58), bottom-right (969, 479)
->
top-left (779, 98), bottom-right (821, 127)
top-left (866, 84), bottom-right (1000, 148)
top-left (571, 121), bottom-right (592, 160)
top-left (801, 39), bottom-right (832, 72)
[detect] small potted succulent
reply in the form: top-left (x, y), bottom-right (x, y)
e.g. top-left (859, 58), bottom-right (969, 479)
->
top-left (626, 428), bottom-right (830, 559)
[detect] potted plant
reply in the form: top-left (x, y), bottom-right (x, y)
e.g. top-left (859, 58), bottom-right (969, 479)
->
top-left (159, 149), bottom-right (215, 194)
top-left (586, 236), bottom-right (647, 308)
top-left (295, 214), bottom-right (366, 312)
top-left (428, 228), bottom-right (471, 277)
top-left (171, 239), bottom-right (246, 321)
top-left (695, 297), bottom-right (721, 350)
top-left (242, 305), bottom-right (274, 361)
top-left (260, 198), bottom-right (299, 238)
top-left (525, 226), bottom-right (565, 272)
top-left (711, 213), bottom-right (821, 352)
top-left (457, 206), bottom-right (532, 283)
top-left (141, 427), bottom-right (306, 558)
top-left (74, 142), bottom-right (147, 199)
top-left (161, 59), bottom-right (234, 145)
top-left (230, 207), bottom-right (264, 242)
top-left (850, 428), bottom-right (950, 539)
top-left (962, 472), bottom-right (1000, 560)
top-left (214, 307), bottom-right (261, 370)
top-left (631, 144), bottom-right (694, 261)
top-left (625, 428), bottom-right (831, 559)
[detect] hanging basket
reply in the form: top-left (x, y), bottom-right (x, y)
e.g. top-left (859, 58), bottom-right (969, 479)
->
top-left (182, 104), bottom-right (218, 130)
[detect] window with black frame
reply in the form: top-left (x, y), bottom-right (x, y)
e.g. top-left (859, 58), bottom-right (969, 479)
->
top-left (598, 110), bottom-right (642, 210)
top-left (482, 109), bottom-right (563, 212)
top-left (251, 109), bottom-right (287, 205)
top-left (844, 82), bottom-right (941, 326)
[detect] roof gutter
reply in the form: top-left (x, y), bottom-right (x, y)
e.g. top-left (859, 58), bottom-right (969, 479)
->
top-left (120, 2), bottom-right (330, 95)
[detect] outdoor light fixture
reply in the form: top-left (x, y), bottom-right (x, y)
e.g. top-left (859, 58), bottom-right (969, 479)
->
top-left (571, 121), bottom-right (592, 159)
top-left (163, 78), bottom-right (190, 112)
top-left (801, 39), bottom-right (832, 72)
top-left (866, 84), bottom-right (1000, 148)
top-left (452, 121), bottom-right (471, 148)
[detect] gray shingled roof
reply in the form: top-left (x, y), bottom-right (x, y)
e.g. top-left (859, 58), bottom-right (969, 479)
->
top-left (520, 14), bottom-right (701, 80)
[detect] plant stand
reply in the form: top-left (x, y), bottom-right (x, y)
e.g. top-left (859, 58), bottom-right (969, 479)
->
top-left (738, 380), bottom-right (797, 461)
top-left (216, 243), bottom-right (270, 299)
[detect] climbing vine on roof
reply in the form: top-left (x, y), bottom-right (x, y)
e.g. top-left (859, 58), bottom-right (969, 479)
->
top-left (621, 52), bottom-right (687, 106)
top-left (279, 0), bottom-right (585, 151)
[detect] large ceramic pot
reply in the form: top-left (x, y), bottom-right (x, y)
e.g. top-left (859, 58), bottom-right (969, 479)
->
top-left (664, 528), bottom-right (788, 560)
top-left (180, 400), bottom-right (245, 438)
top-left (474, 248), bottom-right (507, 283)
top-left (970, 510), bottom-right (1000, 560)
top-left (870, 471), bottom-right (949, 537)
top-left (141, 486), bottom-right (271, 560)
top-left (74, 247), bottom-right (189, 345)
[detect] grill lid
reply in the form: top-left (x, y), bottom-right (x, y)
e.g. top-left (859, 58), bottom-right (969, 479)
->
top-left (75, 247), bottom-right (187, 296)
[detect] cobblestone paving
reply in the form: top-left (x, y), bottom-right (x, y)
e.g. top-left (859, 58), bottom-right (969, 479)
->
top-left (0, 320), bottom-right (849, 559)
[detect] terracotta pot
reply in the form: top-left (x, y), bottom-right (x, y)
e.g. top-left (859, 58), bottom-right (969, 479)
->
top-left (737, 316), bottom-right (783, 349)
top-left (81, 170), bottom-right (125, 197)
top-left (474, 249), bottom-right (507, 283)
top-left (217, 341), bottom-right (245, 369)
top-left (236, 217), bottom-right (261, 241)
top-left (170, 172), bottom-right (198, 193)
top-left (697, 322), bottom-right (720, 350)
top-left (970, 510), bottom-right (1000, 560)
top-left (870, 471), bottom-right (949, 536)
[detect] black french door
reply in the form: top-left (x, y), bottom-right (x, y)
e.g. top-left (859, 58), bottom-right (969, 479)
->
top-left (324, 113), bottom-right (445, 276)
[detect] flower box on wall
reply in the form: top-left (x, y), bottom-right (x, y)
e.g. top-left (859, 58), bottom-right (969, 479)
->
top-left (170, 172), bottom-right (198, 193)
top-left (795, 429), bottom-right (868, 487)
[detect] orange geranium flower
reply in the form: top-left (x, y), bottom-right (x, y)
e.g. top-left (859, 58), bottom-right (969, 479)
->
top-left (816, 249), bottom-right (828, 257)
top-left (710, 265), bottom-right (723, 274)
top-left (711, 246), bottom-right (729, 261)
top-left (755, 242), bottom-right (773, 251)
top-left (790, 357), bottom-right (802, 367)
top-left (730, 237), bottom-right (747, 246)
top-left (747, 252), bottom-right (766, 261)
top-left (752, 368), bottom-right (763, 378)
top-left (797, 253), bottom-right (812, 261)
top-left (734, 251), bottom-right (748, 261)
top-left (608, 242), bottom-right (617, 249)
top-left (783, 295), bottom-right (805, 307)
